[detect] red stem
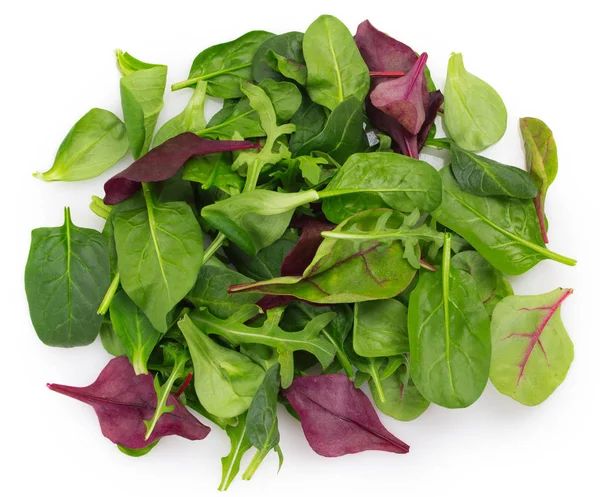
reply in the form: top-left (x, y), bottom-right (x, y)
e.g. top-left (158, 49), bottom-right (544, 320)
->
top-left (174, 372), bottom-right (193, 398)
top-left (419, 258), bottom-right (438, 272)
top-left (370, 71), bottom-right (405, 77)
top-left (534, 197), bottom-right (549, 244)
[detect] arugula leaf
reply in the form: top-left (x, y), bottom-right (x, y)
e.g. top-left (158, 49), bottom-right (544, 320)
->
top-left (187, 306), bottom-right (336, 388)
top-left (25, 208), bottom-right (110, 347)
top-left (144, 343), bottom-right (189, 440)
top-left (219, 413), bottom-right (253, 491)
top-left (34, 108), bottom-right (128, 181)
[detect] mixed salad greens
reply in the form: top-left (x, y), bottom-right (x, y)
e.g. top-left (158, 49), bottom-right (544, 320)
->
top-left (25, 14), bottom-right (576, 490)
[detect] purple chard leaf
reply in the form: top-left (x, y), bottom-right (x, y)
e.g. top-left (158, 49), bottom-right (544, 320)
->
top-left (47, 356), bottom-right (210, 449)
top-left (282, 374), bottom-right (410, 457)
top-left (103, 132), bottom-right (258, 205)
top-left (370, 53), bottom-right (429, 135)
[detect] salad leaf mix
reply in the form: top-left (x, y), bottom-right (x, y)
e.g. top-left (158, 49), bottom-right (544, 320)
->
top-left (26, 14), bottom-right (576, 490)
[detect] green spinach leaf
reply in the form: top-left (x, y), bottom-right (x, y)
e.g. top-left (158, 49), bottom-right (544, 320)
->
top-left (172, 31), bottom-right (274, 97)
top-left (187, 264), bottom-right (260, 318)
top-left (303, 15), bottom-right (370, 111)
top-left (113, 187), bottom-right (204, 332)
top-left (117, 51), bottom-right (167, 159)
top-left (25, 208), bottom-right (110, 347)
top-left (153, 81), bottom-right (207, 146)
top-left (408, 233), bottom-right (491, 408)
top-left (109, 290), bottom-right (162, 374)
top-left (451, 144), bottom-right (537, 198)
top-left (178, 313), bottom-right (265, 418)
top-left (35, 108), bottom-right (128, 181)
top-left (321, 152), bottom-right (442, 223)
top-left (266, 49), bottom-right (307, 86)
top-left (353, 299), bottom-right (409, 357)
top-left (252, 31), bottom-right (305, 83)
top-left (289, 96), bottom-right (328, 154)
top-left (199, 98), bottom-right (264, 139)
top-left (294, 96), bottom-right (368, 164)
top-left (433, 166), bottom-right (576, 275)
top-left (443, 53), bottom-right (507, 151)
top-left (259, 79), bottom-right (302, 122)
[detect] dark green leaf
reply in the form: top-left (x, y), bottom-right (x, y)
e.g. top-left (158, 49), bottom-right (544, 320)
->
top-left (25, 208), bottom-right (110, 347)
top-left (253, 31), bottom-right (304, 83)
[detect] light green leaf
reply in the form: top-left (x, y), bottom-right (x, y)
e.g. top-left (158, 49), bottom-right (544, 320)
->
top-left (35, 108), bottom-right (128, 181)
top-left (354, 299), bottom-right (410, 357)
top-left (490, 288), bottom-right (574, 406)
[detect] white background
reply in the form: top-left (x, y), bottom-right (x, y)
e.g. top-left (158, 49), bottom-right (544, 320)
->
top-left (1, 1), bottom-right (598, 496)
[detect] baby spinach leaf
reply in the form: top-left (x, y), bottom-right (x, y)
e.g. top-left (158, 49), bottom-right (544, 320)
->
top-left (266, 49), bottom-right (307, 85)
top-left (201, 189), bottom-right (319, 256)
top-left (252, 31), bottom-right (305, 83)
top-left (408, 233), bottom-right (491, 408)
top-left (282, 374), bottom-right (410, 456)
top-left (433, 166), bottom-right (576, 275)
top-left (229, 209), bottom-right (417, 304)
top-left (219, 413), bottom-right (252, 491)
top-left (225, 232), bottom-right (298, 281)
top-left (490, 288), bottom-right (574, 406)
top-left (35, 108), bottom-right (128, 181)
top-left (178, 313), bottom-right (265, 418)
top-left (144, 343), bottom-right (189, 440)
top-left (199, 98), bottom-right (264, 139)
top-left (452, 250), bottom-right (514, 316)
top-left (187, 264), bottom-right (260, 318)
top-left (104, 133), bottom-right (257, 204)
top-left (99, 317), bottom-right (126, 356)
top-left (289, 96), bottom-right (328, 154)
top-left (117, 52), bottom-right (167, 159)
top-left (371, 358), bottom-right (430, 422)
top-left (303, 15), bottom-right (370, 111)
top-left (321, 152), bottom-right (442, 223)
top-left (47, 356), bottom-right (210, 449)
top-left (172, 30), bottom-right (274, 97)
top-left (294, 96), bottom-right (368, 164)
top-left (450, 144), bottom-right (538, 199)
top-left (520, 117), bottom-right (558, 244)
top-left (243, 364), bottom-right (282, 480)
top-left (370, 53), bottom-right (429, 135)
top-left (443, 53), bottom-right (507, 151)
top-left (113, 187), bottom-right (204, 332)
top-left (153, 81), bottom-right (207, 147)
top-left (259, 79), bottom-right (302, 122)
top-left (108, 291), bottom-right (162, 375)
top-left (187, 306), bottom-right (336, 388)
top-left (354, 299), bottom-right (409, 357)
top-left (25, 208), bottom-right (110, 347)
